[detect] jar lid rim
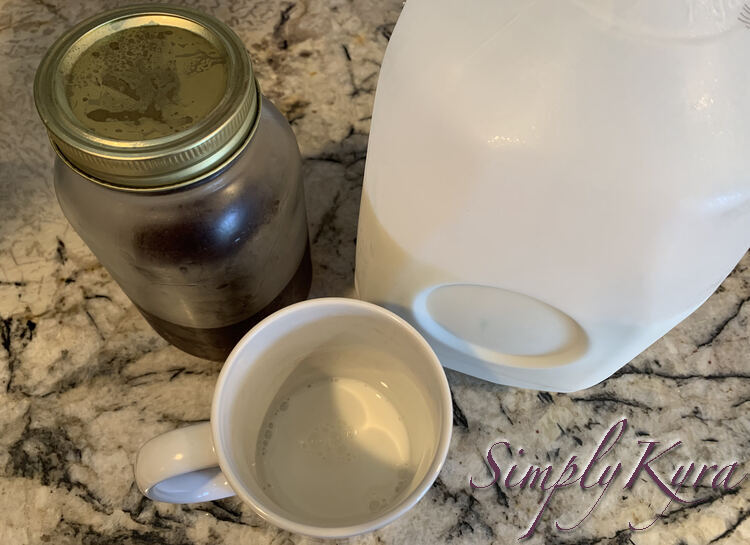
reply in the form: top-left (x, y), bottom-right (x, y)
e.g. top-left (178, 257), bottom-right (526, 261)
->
top-left (34, 4), bottom-right (258, 188)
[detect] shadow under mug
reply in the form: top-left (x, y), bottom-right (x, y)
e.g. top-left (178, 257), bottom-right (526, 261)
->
top-left (134, 297), bottom-right (452, 538)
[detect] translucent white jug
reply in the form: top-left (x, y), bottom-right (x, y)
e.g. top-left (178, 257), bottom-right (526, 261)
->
top-left (355, 0), bottom-right (750, 391)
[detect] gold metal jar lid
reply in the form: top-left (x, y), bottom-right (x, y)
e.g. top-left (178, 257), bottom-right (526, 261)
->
top-left (34, 4), bottom-right (258, 189)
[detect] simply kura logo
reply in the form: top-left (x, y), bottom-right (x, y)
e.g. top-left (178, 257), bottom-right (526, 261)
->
top-left (469, 419), bottom-right (746, 539)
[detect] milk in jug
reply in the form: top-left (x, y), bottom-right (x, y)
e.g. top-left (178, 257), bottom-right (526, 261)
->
top-left (355, 0), bottom-right (750, 391)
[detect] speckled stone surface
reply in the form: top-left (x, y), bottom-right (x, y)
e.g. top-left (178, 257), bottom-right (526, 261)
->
top-left (0, 1), bottom-right (748, 544)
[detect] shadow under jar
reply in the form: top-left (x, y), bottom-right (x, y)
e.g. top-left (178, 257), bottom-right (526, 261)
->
top-left (34, 5), bottom-right (311, 360)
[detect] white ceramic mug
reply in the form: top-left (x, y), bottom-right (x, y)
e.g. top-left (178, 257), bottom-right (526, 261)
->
top-left (135, 298), bottom-right (452, 538)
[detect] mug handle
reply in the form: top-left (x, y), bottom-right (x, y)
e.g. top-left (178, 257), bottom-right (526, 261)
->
top-left (134, 422), bottom-right (235, 503)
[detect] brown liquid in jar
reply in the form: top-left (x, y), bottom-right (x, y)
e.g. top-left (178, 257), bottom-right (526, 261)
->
top-left (137, 243), bottom-right (311, 361)
top-left (37, 6), bottom-right (312, 361)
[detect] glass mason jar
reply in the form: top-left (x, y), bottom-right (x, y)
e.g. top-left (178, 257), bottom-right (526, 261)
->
top-left (34, 5), bottom-right (311, 360)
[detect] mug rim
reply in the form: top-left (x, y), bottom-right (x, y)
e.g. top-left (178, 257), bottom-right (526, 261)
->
top-left (210, 297), bottom-right (453, 538)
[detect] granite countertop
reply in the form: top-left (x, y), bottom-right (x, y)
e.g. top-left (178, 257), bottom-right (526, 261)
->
top-left (1, 1), bottom-right (749, 544)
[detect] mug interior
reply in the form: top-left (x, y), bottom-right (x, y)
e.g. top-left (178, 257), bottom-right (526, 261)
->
top-left (213, 299), bottom-right (449, 535)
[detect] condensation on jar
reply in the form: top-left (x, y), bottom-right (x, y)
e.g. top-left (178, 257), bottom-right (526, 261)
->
top-left (34, 5), bottom-right (311, 360)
